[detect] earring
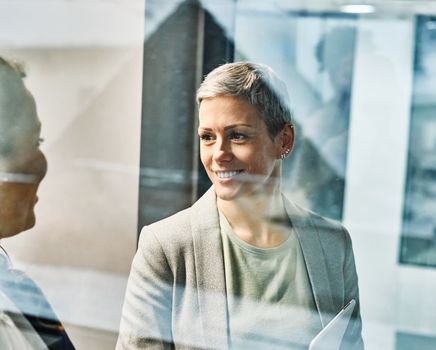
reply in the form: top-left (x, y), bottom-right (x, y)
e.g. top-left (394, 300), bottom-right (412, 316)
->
top-left (280, 149), bottom-right (291, 160)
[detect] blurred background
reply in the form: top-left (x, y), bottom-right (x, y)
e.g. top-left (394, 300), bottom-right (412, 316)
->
top-left (1, 0), bottom-right (436, 349)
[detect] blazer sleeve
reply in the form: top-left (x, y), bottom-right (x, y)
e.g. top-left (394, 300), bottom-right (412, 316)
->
top-left (340, 227), bottom-right (364, 350)
top-left (116, 227), bottom-right (175, 350)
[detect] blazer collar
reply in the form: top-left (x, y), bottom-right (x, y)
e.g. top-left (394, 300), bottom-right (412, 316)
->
top-left (190, 188), bottom-right (336, 346)
top-left (282, 195), bottom-right (335, 327)
top-left (190, 187), bottom-right (229, 349)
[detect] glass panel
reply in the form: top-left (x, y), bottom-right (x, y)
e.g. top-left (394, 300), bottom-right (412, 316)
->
top-left (0, 1), bottom-right (145, 348)
top-left (400, 15), bottom-right (436, 267)
top-left (231, 2), bottom-right (436, 350)
top-left (235, 2), bottom-right (357, 220)
top-left (3, 1), bottom-right (436, 349)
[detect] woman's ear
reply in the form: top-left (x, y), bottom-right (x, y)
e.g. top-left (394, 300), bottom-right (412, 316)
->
top-left (278, 123), bottom-right (294, 159)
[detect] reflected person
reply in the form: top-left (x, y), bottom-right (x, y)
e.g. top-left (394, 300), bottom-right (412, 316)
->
top-left (117, 62), bottom-right (363, 349)
top-left (285, 26), bottom-right (356, 220)
top-left (0, 57), bottom-right (75, 349)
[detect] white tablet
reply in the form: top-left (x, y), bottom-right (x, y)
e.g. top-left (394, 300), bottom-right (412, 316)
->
top-left (309, 299), bottom-right (356, 350)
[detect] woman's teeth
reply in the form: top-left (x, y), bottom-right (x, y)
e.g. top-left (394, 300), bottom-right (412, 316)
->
top-left (216, 170), bottom-right (242, 179)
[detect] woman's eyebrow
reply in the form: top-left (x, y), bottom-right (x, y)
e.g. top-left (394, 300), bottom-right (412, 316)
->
top-left (223, 123), bottom-right (253, 129)
top-left (198, 123), bottom-right (255, 131)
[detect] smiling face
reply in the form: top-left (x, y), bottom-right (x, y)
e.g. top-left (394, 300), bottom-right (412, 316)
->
top-left (198, 95), bottom-right (284, 201)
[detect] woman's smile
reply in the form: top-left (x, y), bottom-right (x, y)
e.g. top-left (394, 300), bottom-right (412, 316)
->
top-left (215, 170), bottom-right (244, 179)
top-left (198, 95), bottom-right (282, 201)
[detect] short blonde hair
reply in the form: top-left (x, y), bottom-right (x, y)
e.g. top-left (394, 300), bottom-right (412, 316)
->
top-left (196, 62), bottom-right (292, 137)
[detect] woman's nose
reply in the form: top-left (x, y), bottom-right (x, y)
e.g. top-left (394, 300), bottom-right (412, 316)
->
top-left (212, 138), bottom-right (232, 163)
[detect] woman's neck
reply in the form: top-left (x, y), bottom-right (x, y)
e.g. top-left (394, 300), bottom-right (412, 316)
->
top-left (217, 185), bottom-right (289, 248)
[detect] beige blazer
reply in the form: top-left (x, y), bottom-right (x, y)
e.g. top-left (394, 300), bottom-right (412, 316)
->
top-left (116, 187), bottom-right (363, 350)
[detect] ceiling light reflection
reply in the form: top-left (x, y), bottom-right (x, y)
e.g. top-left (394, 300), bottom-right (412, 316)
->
top-left (340, 4), bottom-right (375, 14)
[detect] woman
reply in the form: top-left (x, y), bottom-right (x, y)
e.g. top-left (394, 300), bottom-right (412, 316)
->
top-left (0, 57), bottom-right (75, 350)
top-left (117, 62), bottom-right (363, 350)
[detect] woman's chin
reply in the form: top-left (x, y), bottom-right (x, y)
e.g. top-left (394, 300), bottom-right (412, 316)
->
top-left (213, 183), bottom-right (242, 202)
top-left (213, 182), bottom-right (258, 201)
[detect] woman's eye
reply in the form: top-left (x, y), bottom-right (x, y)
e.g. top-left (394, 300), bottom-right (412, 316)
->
top-left (37, 137), bottom-right (44, 146)
top-left (199, 133), bottom-right (214, 143)
top-left (230, 132), bottom-right (247, 141)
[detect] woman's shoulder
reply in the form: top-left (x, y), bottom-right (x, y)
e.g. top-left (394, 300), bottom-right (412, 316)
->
top-left (284, 196), bottom-right (350, 240)
top-left (149, 206), bottom-right (191, 230)
top-left (139, 187), bottom-right (217, 250)
top-left (306, 207), bottom-right (347, 234)
top-left (138, 207), bottom-right (195, 258)
top-left (286, 200), bottom-right (354, 266)
top-left (301, 206), bottom-right (353, 256)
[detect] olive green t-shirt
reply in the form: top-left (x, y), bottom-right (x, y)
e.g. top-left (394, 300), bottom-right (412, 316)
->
top-left (219, 213), bottom-right (322, 350)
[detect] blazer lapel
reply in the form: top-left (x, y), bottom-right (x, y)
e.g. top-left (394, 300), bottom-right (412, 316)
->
top-left (191, 187), bottom-right (229, 349)
top-left (283, 196), bottom-right (335, 327)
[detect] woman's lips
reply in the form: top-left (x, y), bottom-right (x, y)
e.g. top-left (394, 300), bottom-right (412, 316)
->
top-left (215, 170), bottom-right (244, 180)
